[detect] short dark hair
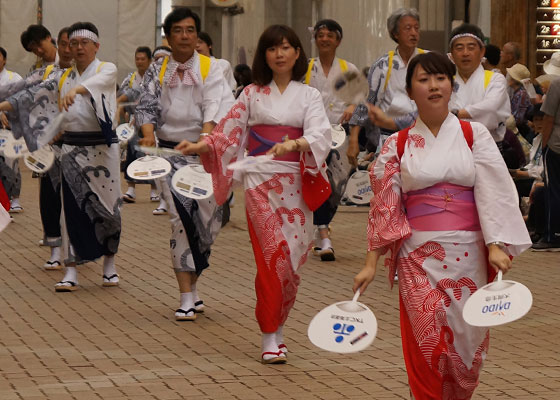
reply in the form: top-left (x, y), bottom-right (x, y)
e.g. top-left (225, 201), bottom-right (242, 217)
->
top-left (449, 23), bottom-right (485, 49)
top-left (68, 22), bottom-right (99, 38)
top-left (152, 45), bottom-right (171, 58)
top-left (198, 31), bottom-right (213, 56)
top-left (252, 25), bottom-right (307, 86)
top-left (406, 52), bottom-right (455, 91)
top-left (505, 42), bottom-right (522, 61)
top-left (0, 47), bottom-right (6, 59)
top-left (163, 7), bottom-right (201, 36)
top-left (57, 27), bottom-right (71, 43)
top-left (234, 63), bottom-right (252, 87)
top-left (135, 46), bottom-right (152, 59)
top-left (313, 19), bottom-right (343, 40)
top-left (21, 24), bottom-right (52, 51)
top-left (484, 44), bottom-right (500, 66)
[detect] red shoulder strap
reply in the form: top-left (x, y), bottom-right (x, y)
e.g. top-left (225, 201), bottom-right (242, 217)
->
top-left (459, 120), bottom-right (473, 150)
top-left (397, 127), bottom-right (412, 161)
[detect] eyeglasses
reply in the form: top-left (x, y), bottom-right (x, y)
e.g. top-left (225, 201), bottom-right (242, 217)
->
top-left (69, 39), bottom-right (93, 48)
top-left (170, 26), bottom-right (196, 35)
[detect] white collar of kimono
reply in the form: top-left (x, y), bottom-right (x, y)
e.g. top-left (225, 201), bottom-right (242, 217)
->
top-left (449, 33), bottom-right (484, 48)
top-left (69, 29), bottom-right (99, 43)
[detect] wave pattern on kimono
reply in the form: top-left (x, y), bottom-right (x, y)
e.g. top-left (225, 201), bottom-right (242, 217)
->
top-left (201, 82), bottom-right (332, 332)
top-left (161, 154), bottom-right (225, 274)
top-left (368, 115), bottom-right (531, 399)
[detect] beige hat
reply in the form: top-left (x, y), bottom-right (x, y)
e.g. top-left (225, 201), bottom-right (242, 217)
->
top-left (543, 52), bottom-right (560, 76)
top-left (536, 74), bottom-right (557, 85)
top-left (506, 63), bottom-right (530, 83)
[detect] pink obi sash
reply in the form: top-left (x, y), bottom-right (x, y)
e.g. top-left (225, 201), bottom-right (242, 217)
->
top-left (402, 182), bottom-right (481, 231)
top-left (248, 125), bottom-right (303, 162)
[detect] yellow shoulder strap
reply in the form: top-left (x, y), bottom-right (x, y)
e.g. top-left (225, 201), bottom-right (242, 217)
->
top-left (418, 48), bottom-right (425, 54)
top-left (199, 53), bottom-right (211, 82)
top-left (484, 70), bottom-right (494, 90)
top-left (95, 61), bottom-right (106, 73)
top-left (159, 56), bottom-right (169, 86)
top-left (7, 71), bottom-right (13, 80)
top-left (43, 64), bottom-right (55, 81)
top-left (383, 51), bottom-right (395, 92)
top-left (129, 71), bottom-right (136, 88)
top-left (35, 59), bottom-right (42, 69)
top-left (338, 58), bottom-right (348, 73)
top-left (304, 58), bottom-right (315, 85)
top-left (58, 67), bottom-right (73, 102)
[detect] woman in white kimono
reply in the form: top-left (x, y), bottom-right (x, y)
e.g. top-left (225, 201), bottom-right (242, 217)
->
top-left (353, 52), bottom-right (531, 399)
top-left (176, 25), bottom-right (332, 364)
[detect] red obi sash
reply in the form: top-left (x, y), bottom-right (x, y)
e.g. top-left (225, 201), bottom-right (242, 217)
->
top-left (402, 182), bottom-right (481, 231)
top-left (248, 125), bottom-right (302, 162)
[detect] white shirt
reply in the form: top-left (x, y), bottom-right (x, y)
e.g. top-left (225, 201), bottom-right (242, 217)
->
top-left (0, 68), bottom-right (22, 86)
top-left (212, 57), bottom-right (236, 91)
top-left (449, 65), bottom-right (511, 142)
top-left (306, 57), bottom-right (359, 124)
top-left (158, 53), bottom-right (234, 143)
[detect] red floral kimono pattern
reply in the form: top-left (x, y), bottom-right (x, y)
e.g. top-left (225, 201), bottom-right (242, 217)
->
top-left (201, 84), bottom-right (330, 333)
top-left (368, 134), bottom-right (490, 400)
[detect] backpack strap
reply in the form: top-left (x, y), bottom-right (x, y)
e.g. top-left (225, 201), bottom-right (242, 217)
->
top-left (198, 53), bottom-right (211, 82)
top-left (159, 56), bottom-right (169, 86)
top-left (397, 126), bottom-right (413, 161)
top-left (338, 58), bottom-right (348, 73)
top-left (42, 64), bottom-right (55, 81)
top-left (418, 48), bottom-right (425, 54)
top-left (459, 120), bottom-right (473, 149)
top-left (304, 58), bottom-right (315, 85)
top-left (483, 70), bottom-right (493, 90)
top-left (95, 62), bottom-right (106, 73)
top-left (383, 51), bottom-right (395, 92)
top-left (397, 120), bottom-right (473, 161)
top-left (129, 71), bottom-right (136, 88)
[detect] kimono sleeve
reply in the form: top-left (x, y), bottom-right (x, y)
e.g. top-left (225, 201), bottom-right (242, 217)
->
top-left (472, 122), bottom-right (532, 256)
top-left (6, 77), bottom-right (62, 152)
top-left (134, 62), bottom-right (162, 128)
top-left (201, 59), bottom-right (234, 124)
top-left (464, 73), bottom-right (511, 133)
top-left (80, 62), bottom-right (118, 136)
top-left (368, 133), bottom-right (412, 284)
top-left (200, 85), bottom-right (251, 205)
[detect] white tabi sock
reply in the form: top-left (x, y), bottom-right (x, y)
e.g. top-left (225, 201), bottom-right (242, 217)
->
top-left (103, 255), bottom-right (117, 278)
top-left (180, 292), bottom-right (194, 312)
top-left (62, 266), bottom-right (77, 284)
top-left (50, 246), bottom-right (61, 262)
top-left (321, 238), bottom-right (332, 250)
top-left (261, 333), bottom-right (279, 355)
top-left (191, 284), bottom-right (200, 303)
top-left (126, 186), bottom-right (135, 197)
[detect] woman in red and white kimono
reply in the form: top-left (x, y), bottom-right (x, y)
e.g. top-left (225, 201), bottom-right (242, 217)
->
top-left (176, 25), bottom-right (332, 364)
top-left (353, 52), bottom-right (531, 399)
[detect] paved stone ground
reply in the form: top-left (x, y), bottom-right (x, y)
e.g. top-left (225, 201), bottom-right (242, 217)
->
top-left (0, 168), bottom-right (558, 399)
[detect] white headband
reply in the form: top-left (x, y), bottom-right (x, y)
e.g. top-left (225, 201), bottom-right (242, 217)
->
top-left (153, 49), bottom-right (170, 58)
top-left (449, 33), bottom-right (484, 47)
top-left (69, 29), bottom-right (99, 43)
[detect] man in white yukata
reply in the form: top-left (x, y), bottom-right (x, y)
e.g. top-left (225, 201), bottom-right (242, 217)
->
top-left (136, 7), bottom-right (234, 321)
top-left (1, 22), bottom-right (122, 292)
top-left (348, 8), bottom-right (425, 167)
top-left (448, 24), bottom-right (511, 151)
top-left (117, 46), bottom-right (162, 207)
top-left (0, 47), bottom-right (23, 213)
top-left (304, 19), bottom-right (358, 261)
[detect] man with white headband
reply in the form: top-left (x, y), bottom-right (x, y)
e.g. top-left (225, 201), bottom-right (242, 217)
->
top-left (304, 18), bottom-right (358, 261)
top-left (0, 21), bottom-right (122, 292)
top-left (448, 23), bottom-right (511, 145)
top-left (135, 7), bottom-right (233, 322)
